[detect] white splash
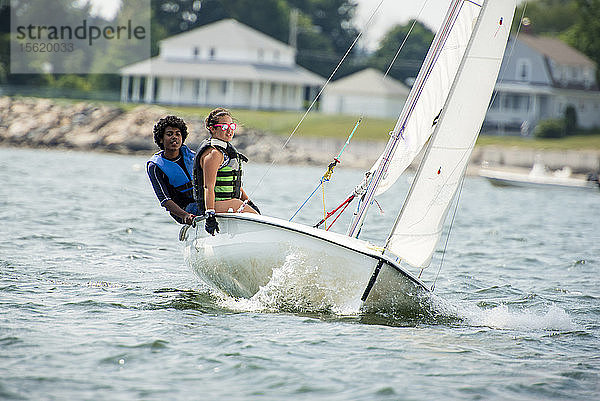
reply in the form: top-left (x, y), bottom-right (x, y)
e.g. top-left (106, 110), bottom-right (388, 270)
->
top-left (462, 303), bottom-right (576, 331)
top-left (217, 248), bottom-right (364, 316)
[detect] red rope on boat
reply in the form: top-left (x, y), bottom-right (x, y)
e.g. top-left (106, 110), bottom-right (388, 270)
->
top-left (325, 197), bottom-right (353, 231)
top-left (313, 194), bottom-right (355, 229)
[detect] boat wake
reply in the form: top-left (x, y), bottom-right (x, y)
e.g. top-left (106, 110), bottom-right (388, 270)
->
top-left (463, 303), bottom-right (576, 331)
top-left (428, 295), bottom-right (577, 331)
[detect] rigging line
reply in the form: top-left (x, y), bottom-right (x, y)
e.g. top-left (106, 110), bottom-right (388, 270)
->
top-left (289, 180), bottom-right (323, 221)
top-left (336, 117), bottom-right (362, 160)
top-left (289, 114), bottom-right (362, 222)
top-left (431, 173), bottom-right (465, 291)
top-left (487, 2), bottom-right (528, 111)
top-left (247, 0), bottom-right (386, 200)
top-left (314, 194), bottom-right (354, 228)
top-left (321, 180), bottom-right (327, 229)
top-left (326, 198), bottom-right (353, 230)
top-left (384, 0), bottom-right (431, 78)
top-left (431, 2), bottom-right (527, 290)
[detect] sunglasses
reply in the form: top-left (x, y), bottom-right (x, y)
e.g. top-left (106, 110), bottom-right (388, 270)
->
top-left (212, 123), bottom-right (237, 131)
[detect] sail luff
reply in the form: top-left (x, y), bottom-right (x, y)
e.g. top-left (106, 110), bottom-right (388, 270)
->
top-left (385, 0), bottom-right (517, 268)
top-left (347, 0), bottom-right (466, 238)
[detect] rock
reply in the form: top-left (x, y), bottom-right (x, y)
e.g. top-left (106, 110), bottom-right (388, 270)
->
top-left (1, 96), bottom-right (598, 172)
top-left (63, 131), bottom-right (102, 149)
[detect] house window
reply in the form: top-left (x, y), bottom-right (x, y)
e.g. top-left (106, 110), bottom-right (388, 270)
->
top-left (516, 59), bottom-right (531, 82)
top-left (193, 47), bottom-right (200, 58)
top-left (194, 80), bottom-right (200, 98)
top-left (503, 94), bottom-right (512, 110)
top-left (209, 48), bottom-right (216, 59)
top-left (559, 67), bottom-right (567, 84)
top-left (221, 80), bottom-right (228, 94)
top-left (583, 67), bottom-right (593, 88)
top-left (502, 94), bottom-right (530, 111)
top-left (490, 94), bottom-right (500, 110)
top-left (522, 95), bottom-right (530, 112)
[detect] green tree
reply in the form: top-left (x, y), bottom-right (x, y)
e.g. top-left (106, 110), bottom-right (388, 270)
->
top-left (564, 104), bottom-right (578, 135)
top-left (287, 0), bottom-right (359, 77)
top-left (0, 3), bottom-right (10, 83)
top-left (512, 0), bottom-right (578, 34)
top-left (561, 0), bottom-right (600, 82)
top-left (151, 0), bottom-right (218, 39)
top-left (289, 0), bottom-right (358, 55)
top-left (368, 20), bottom-right (434, 83)
top-left (3, 0), bottom-right (92, 86)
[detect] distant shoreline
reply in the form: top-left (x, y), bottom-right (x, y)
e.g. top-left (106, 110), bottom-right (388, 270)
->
top-left (1, 96), bottom-right (599, 173)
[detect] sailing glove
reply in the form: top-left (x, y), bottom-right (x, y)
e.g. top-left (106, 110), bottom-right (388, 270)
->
top-left (184, 214), bottom-right (197, 226)
top-left (204, 210), bottom-right (219, 236)
top-left (247, 199), bottom-right (261, 214)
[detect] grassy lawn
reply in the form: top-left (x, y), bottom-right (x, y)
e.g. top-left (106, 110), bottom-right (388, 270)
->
top-left (165, 104), bottom-right (600, 150)
top-left (476, 134), bottom-right (600, 150)
top-left (12, 96), bottom-right (600, 150)
top-left (139, 104), bottom-right (397, 141)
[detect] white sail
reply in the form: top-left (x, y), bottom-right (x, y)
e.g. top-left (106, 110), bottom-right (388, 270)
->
top-left (386, 0), bottom-right (516, 268)
top-left (371, 0), bottom-right (482, 196)
top-left (347, 0), bottom-right (482, 237)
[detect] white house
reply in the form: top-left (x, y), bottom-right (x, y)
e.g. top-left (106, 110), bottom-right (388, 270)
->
top-left (484, 34), bottom-right (600, 135)
top-left (119, 19), bottom-right (324, 111)
top-left (321, 68), bottom-right (410, 119)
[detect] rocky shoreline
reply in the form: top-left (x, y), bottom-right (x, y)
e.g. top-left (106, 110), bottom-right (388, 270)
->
top-left (1, 97), bottom-right (599, 173)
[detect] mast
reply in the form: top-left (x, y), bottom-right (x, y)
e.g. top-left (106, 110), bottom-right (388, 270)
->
top-left (347, 0), bottom-right (465, 238)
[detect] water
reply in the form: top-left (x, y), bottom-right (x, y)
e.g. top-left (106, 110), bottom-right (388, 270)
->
top-left (1, 147), bottom-right (599, 400)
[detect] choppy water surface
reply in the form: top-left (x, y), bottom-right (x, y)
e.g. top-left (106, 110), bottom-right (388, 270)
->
top-left (1, 147), bottom-right (599, 400)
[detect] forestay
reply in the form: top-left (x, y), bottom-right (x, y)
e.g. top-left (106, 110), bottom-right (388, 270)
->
top-left (386, 0), bottom-right (517, 268)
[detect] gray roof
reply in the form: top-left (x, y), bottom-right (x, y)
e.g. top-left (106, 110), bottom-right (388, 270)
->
top-left (160, 18), bottom-right (293, 53)
top-left (120, 57), bottom-right (324, 85)
top-left (519, 34), bottom-right (595, 67)
top-left (326, 68), bottom-right (410, 96)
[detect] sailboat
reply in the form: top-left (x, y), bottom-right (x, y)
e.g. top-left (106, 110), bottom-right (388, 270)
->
top-left (180, 0), bottom-right (517, 312)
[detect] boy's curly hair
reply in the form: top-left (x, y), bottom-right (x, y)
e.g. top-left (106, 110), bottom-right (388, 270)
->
top-left (152, 115), bottom-right (188, 149)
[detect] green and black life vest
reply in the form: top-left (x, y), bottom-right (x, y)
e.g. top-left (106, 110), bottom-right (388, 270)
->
top-left (193, 138), bottom-right (248, 212)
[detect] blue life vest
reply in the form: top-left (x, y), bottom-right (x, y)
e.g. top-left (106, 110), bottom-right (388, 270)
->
top-left (149, 145), bottom-right (195, 196)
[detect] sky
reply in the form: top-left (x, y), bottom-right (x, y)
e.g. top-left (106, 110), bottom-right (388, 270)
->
top-left (355, 0), bottom-right (448, 50)
top-left (87, 0), bottom-right (451, 50)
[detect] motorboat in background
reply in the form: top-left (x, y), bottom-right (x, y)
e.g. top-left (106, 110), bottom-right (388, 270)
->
top-left (479, 162), bottom-right (600, 190)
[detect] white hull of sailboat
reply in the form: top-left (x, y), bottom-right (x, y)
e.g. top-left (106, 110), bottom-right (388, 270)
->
top-left (180, 214), bottom-right (429, 312)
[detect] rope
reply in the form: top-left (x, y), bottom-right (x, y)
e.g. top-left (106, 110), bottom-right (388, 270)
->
top-left (321, 180), bottom-right (327, 229)
top-left (487, 2), bottom-right (528, 117)
top-left (289, 117), bottom-right (362, 222)
top-left (325, 197), bottom-right (353, 231)
top-left (289, 181), bottom-right (322, 221)
top-left (384, 0), bottom-right (430, 77)
top-left (336, 118), bottom-right (362, 160)
top-left (247, 1), bottom-right (385, 200)
top-left (430, 174), bottom-right (464, 291)
top-left (314, 194), bottom-right (355, 229)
